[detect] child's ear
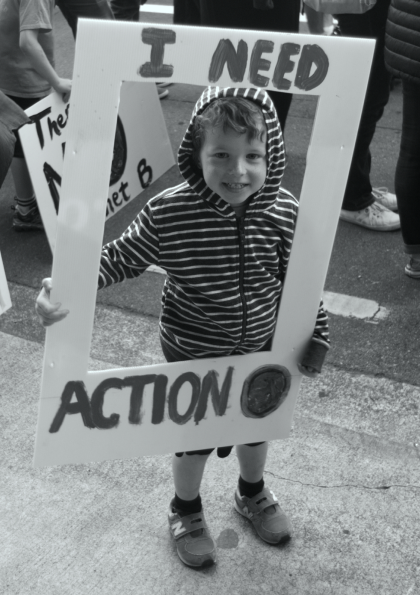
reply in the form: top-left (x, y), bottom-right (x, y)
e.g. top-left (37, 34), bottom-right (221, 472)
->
top-left (193, 151), bottom-right (202, 169)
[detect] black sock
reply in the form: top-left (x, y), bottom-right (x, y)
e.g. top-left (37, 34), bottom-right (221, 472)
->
top-left (173, 493), bottom-right (202, 517)
top-left (238, 475), bottom-right (264, 499)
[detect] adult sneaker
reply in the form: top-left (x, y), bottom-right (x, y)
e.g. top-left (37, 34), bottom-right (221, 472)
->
top-left (168, 501), bottom-right (216, 568)
top-left (156, 84), bottom-right (169, 100)
top-left (340, 201), bottom-right (400, 231)
top-left (372, 187), bottom-right (398, 211)
top-left (405, 257), bottom-right (420, 279)
top-left (234, 486), bottom-right (292, 545)
top-left (12, 205), bottom-right (44, 231)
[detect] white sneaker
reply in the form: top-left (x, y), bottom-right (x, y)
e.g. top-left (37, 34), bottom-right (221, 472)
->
top-left (405, 257), bottom-right (420, 279)
top-left (372, 187), bottom-right (398, 211)
top-left (340, 201), bottom-right (400, 231)
top-left (157, 88), bottom-right (169, 100)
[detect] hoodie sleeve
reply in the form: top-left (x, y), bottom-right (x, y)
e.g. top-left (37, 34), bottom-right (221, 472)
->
top-left (98, 202), bottom-right (160, 289)
top-left (301, 299), bottom-right (330, 373)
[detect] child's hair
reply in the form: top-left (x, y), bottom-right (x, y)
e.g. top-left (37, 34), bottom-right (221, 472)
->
top-left (191, 96), bottom-right (266, 154)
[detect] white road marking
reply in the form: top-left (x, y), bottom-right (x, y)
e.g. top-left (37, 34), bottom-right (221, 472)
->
top-left (142, 4), bottom-right (174, 14)
top-left (322, 291), bottom-right (389, 322)
top-left (147, 268), bottom-right (390, 323)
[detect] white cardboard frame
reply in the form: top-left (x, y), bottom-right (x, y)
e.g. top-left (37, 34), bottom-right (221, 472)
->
top-left (0, 252), bottom-right (12, 316)
top-left (34, 20), bottom-right (375, 467)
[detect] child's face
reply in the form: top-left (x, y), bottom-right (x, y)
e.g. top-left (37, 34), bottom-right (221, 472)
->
top-left (198, 125), bottom-right (267, 205)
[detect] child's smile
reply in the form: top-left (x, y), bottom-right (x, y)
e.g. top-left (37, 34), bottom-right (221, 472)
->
top-left (198, 125), bottom-right (267, 206)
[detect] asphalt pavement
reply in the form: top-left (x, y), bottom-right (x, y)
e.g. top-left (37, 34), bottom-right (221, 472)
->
top-left (0, 6), bottom-right (419, 595)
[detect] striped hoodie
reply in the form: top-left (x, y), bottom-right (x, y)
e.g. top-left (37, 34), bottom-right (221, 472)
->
top-left (99, 87), bottom-right (329, 365)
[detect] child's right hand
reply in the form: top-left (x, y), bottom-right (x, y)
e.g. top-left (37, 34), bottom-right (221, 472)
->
top-left (35, 278), bottom-right (69, 327)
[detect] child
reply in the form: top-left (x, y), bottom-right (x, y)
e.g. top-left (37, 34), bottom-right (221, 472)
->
top-left (36, 87), bottom-right (329, 569)
top-left (0, 0), bottom-right (72, 231)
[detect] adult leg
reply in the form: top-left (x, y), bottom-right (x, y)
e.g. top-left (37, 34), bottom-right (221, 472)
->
top-left (110, 0), bottom-right (141, 21)
top-left (5, 95), bottom-right (43, 230)
top-left (337, 0), bottom-right (391, 211)
top-left (10, 158), bottom-right (34, 201)
top-left (56, 0), bottom-right (114, 38)
top-left (395, 80), bottom-right (420, 276)
top-left (197, 0), bottom-right (300, 133)
top-left (174, 0), bottom-right (201, 25)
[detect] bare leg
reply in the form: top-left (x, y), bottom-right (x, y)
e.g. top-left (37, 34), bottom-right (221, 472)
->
top-left (236, 442), bottom-right (268, 483)
top-left (11, 157), bottom-right (34, 201)
top-left (172, 452), bottom-right (211, 500)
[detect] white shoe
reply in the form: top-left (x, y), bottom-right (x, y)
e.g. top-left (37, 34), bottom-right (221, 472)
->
top-left (340, 201), bottom-right (400, 231)
top-left (372, 187), bottom-right (398, 211)
top-left (157, 88), bottom-right (169, 100)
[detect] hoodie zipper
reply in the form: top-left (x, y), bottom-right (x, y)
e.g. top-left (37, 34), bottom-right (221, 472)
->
top-left (237, 216), bottom-right (247, 345)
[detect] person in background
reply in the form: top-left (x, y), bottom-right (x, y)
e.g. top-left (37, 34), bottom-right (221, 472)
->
top-left (55, 0), bottom-right (114, 38)
top-left (335, 0), bottom-right (400, 231)
top-left (0, 0), bottom-right (71, 231)
top-left (110, 0), bottom-right (170, 98)
top-left (384, 0), bottom-right (420, 277)
top-left (0, 91), bottom-right (31, 189)
top-left (304, 4), bottom-right (335, 35)
top-left (173, 0), bottom-right (301, 134)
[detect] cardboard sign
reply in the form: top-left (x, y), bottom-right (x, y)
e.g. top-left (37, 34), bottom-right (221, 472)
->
top-left (34, 20), bottom-right (375, 467)
top-left (19, 82), bottom-right (175, 252)
top-left (0, 252), bottom-right (12, 316)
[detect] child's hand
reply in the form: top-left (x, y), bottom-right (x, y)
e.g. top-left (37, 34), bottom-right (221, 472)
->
top-left (35, 278), bottom-right (69, 327)
top-left (297, 363), bottom-right (319, 378)
top-left (54, 78), bottom-right (72, 103)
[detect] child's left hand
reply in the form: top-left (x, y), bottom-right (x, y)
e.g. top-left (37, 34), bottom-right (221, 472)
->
top-left (297, 363), bottom-right (319, 378)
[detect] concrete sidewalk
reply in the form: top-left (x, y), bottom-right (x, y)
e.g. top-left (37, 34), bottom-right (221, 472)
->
top-left (1, 7), bottom-right (419, 594)
top-left (1, 298), bottom-right (419, 595)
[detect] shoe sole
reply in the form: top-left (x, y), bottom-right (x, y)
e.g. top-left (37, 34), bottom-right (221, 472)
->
top-left (339, 214), bottom-right (400, 231)
top-left (176, 553), bottom-right (215, 570)
top-left (405, 267), bottom-right (420, 279)
top-left (233, 500), bottom-right (291, 546)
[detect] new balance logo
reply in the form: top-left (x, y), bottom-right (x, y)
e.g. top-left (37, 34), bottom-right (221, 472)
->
top-left (171, 520), bottom-right (185, 536)
top-left (270, 490), bottom-right (278, 502)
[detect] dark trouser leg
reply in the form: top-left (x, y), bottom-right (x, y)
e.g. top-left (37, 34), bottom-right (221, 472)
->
top-left (267, 91), bottom-right (293, 135)
top-left (110, 0), bottom-right (141, 21)
top-left (174, 0), bottom-right (201, 25)
top-left (337, 0), bottom-right (391, 211)
top-left (56, 0), bottom-right (114, 38)
top-left (395, 80), bottom-right (420, 254)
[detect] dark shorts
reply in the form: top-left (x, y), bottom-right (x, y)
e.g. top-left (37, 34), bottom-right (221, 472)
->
top-left (6, 95), bottom-right (45, 158)
top-left (160, 335), bottom-right (265, 458)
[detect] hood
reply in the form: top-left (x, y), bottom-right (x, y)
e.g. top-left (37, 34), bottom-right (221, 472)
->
top-left (177, 87), bottom-right (286, 216)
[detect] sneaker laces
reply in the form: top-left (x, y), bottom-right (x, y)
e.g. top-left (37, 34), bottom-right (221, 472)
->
top-left (372, 187), bottom-right (390, 198)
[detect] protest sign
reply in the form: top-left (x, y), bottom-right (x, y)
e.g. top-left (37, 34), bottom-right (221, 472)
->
top-left (0, 252), bottom-right (12, 316)
top-left (19, 81), bottom-right (175, 251)
top-left (34, 19), bottom-right (375, 466)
